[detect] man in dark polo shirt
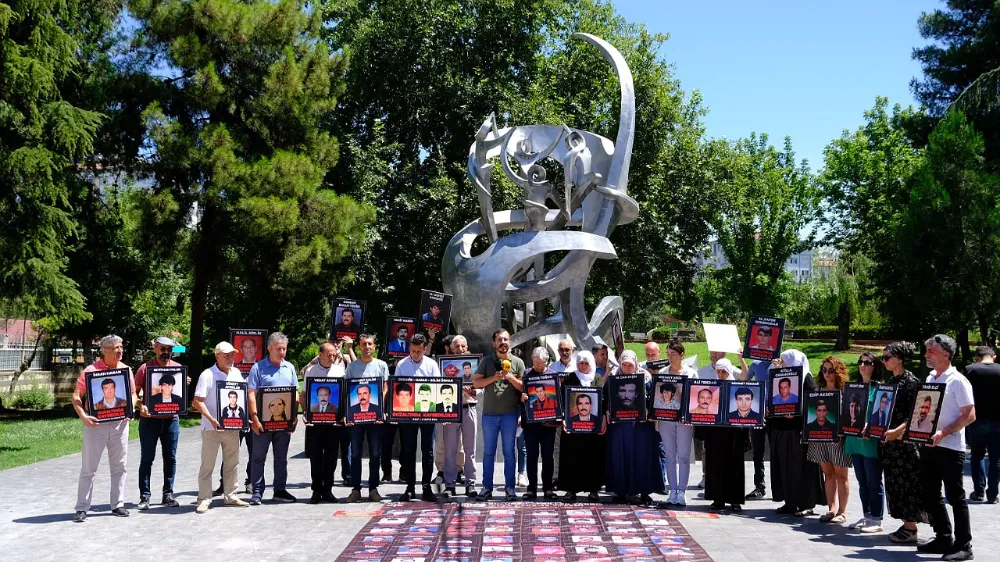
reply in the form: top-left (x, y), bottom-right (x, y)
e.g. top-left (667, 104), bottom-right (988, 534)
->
top-left (966, 346), bottom-right (1000, 503)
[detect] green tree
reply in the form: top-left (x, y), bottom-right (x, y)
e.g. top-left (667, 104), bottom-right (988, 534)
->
top-left (897, 110), bottom-right (1000, 362)
top-left (126, 0), bottom-right (374, 370)
top-left (710, 135), bottom-right (820, 317)
top-left (0, 0), bottom-right (120, 387)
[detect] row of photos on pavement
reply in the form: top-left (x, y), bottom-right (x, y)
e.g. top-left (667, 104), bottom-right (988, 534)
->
top-left (83, 297), bottom-right (946, 445)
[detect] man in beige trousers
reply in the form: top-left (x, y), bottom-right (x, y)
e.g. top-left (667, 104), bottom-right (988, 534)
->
top-left (193, 342), bottom-right (250, 512)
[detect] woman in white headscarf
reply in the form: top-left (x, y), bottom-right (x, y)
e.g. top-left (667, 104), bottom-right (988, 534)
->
top-left (558, 350), bottom-right (607, 502)
top-left (702, 358), bottom-right (750, 512)
top-left (770, 349), bottom-right (825, 517)
top-left (604, 351), bottom-right (664, 505)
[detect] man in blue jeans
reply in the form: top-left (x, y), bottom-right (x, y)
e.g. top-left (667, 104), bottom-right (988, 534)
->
top-left (965, 346), bottom-right (1000, 503)
top-left (247, 332), bottom-right (299, 505)
top-left (472, 329), bottom-right (524, 501)
top-left (133, 336), bottom-right (183, 510)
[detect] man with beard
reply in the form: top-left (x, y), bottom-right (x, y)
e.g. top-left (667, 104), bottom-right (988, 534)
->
top-left (393, 334), bottom-right (441, 501)
top-left (615, 381), bottom-right (638, 412)
top-left (472, 329), bottom-right (525, 501)
top-left (134, 336), bottom-right (184, 511)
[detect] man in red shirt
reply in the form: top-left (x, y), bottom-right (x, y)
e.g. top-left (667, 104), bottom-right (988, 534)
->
top-left (133, 336), bottom-right (184, 510)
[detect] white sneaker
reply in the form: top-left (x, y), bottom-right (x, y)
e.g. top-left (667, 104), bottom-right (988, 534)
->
top-left (517, 472), bottom-right (529, 488)
top-left (860, 519), bottom-right (883, 533)
top-left (196, 499), bottom-right (211, 514)
top-left (849, 517), bottom-right (868, 530)
top-left (675, 491), bottom-right (687, 506)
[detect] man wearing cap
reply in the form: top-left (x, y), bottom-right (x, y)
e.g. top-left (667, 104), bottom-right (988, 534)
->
top-left (393, 333), bottom-right (441, 502)
top-left (134, 336), bottom-right (184, 510)
top-left (193, 342), bottom-right (251, 513)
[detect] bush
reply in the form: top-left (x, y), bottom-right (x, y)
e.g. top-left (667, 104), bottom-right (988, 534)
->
top-left (5, 388), bottom-right (55, 411)
top-left (789, 325), bottom-right (894, 340)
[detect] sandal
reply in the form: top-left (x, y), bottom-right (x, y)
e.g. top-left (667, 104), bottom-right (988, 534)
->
top-left (819, 511), bottom-right (836, 522)
top-left (794, 509), bottom-right (814, 517)
top-left (888, 526), bottom-right (918, 544)
top-left (829, 513), bottom-right (847, 524)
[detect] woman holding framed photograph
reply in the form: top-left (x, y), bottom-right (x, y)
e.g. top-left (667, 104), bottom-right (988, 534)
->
top-left (604, 351), bottom-right (663, 505)
top-left (771, 349), bottom-right (824, 517)
top-left (703, 358), bottom-right (750, 512)
top-left (844, 352), bottom-right (885, 533)
top-left (808, 356), bottom-right (852, 524)
top-left (558, 350), bottom-right (606, 502)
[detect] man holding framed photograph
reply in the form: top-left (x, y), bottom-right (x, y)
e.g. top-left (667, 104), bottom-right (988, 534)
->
top-left (247, 332), bottom-right (299, 506)
top-left (133, 336), bottom-right (184, 511)
top-left (301, 341), bottom-right (349, 504)
top-left (345, 334), bottom-right (390, 502)
top-left (393, 333), bottom-right (441, 502)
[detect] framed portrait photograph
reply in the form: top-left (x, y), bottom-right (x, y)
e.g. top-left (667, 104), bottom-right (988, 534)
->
top-left (903, 383), bottom-right (946, 444)
top-left (305, 377), bottom-right (343, 425)
top-left (839, 382), bottom-right (870, 437)
top-left (523, 372), bottom-right (563, 423)
top-left (564, 385), bottom-right (602, 433)
top-left (385, 317), bottom-right (417, 359)
top-left (231, 328), bottom-right (267, 374)
top-left (87, 368), bottom-right (133, 422)
top-left (724, 380), bottom-right (765, 427)
top-left (345, 377), bottom-right (383, 424)
top-left (332, 297), bottom-right (366, 342)
top-left (387, 376), bottom-right (461, 423)
top-left (684, 379), bottom-right (723, 425)
top-left (768, 366), bottom-right (803, 417)
top-left (651, 374), bottom-right (685, 422)
top-left (217, 381), bottom-right (249, 430)
top-left (258, 386), bottom-right (296, 431)
top-left (418, 289), bottom-right (453, 336)
top-left (743, 315), bottom-right (785, 361)
top-left (803, 390), bottom-right (840, 442)
top-left (145, 365), bottom-right (187, 417)
top-left (608, 372), bottom-right (646, 423)
top-left (438, 354), bottom-right (482, 386)
top-left (867, 383), bottom-right (897, 441)
top-left (610, 311), bottom-right (625, 360)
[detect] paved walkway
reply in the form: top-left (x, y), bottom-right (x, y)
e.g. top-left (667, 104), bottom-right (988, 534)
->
top-left (1, 426), bottom-right (998, 561)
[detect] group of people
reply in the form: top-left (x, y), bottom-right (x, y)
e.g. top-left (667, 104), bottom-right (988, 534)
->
top-left (69, 328), bottom-right (990, 561)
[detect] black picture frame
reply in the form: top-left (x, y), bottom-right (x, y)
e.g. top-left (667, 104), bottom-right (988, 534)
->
top-left (903, 383), bottom-right (946, 444)
top-left (839, 382), bottom-right (870, 437)
top-left (305, 377), bottom-right (343, 425)
top-left (867, 383), bottom-right (897, 441)
top-left (743, 315), bottom-right (785, 361)
top-left (87, 368), bottom-right (133, 422)
top-left (523, 372), bottom-right (563, 423)
top-left (723, 380), bottom-right (766, 428)
top-left (651, 374), bottom-right (685, 422)
top-left (387, 376), bottom-right (462, 423)
top-left (258, 386), bottom-right (296, 431)
top-left (644, 359), bottom-right (671, 374)
top-left (418, 289), bottom-right (453, 336)
top-left (385, 317), bottom-right (417, 359)
top-left (564, 385), bottom-right (602, 433)
top-left (608, 372), bottom-right (646, 423)
top-left (767, 366), bottom-right (803, 417)
top-left (610, 311), bottom-right (625, 360)
top-left (331, 297), bottom-right (366, 342)
top-left (231, 328), bottom-right (267, 375)
top-left (345, 377), bottom-right (383, 424)
top-left (438, 354), bottom-right (482, 387)
top-left (145, 365), bottom-right (187, 418)
top-left (684, 378), bottom-right (723, 425)
top-left (217, 381), bottom-right (249, 430)
top-left (803, 390), bottom-right (841, 443)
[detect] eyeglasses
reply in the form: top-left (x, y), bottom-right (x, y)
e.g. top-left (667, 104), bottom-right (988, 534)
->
top-left (857, 360), bottom-right (874, 366)
top-left (820, 367), bottom-right (837, 374)
top-left (880, 355), bottom-right (894, 361)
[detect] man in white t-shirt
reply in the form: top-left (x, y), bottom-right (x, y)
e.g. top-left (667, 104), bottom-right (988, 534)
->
top-left (300, 341), bottom-right (350, 504)
top-left (192, 342), bottom-right (250, 513)
top-left (917, 334), bottom-right (975, 561)
top-left (394, 333), bottom-right (441, 502)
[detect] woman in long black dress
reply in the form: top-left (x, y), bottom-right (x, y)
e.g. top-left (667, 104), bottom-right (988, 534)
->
top-left (770, 349), bottom-right (826, 517)
top-left (604, 351), bottom-right (664, 505)
top-left (878, 341), bottom-right (928, 543)
top-left (558, 350), bottom-right (607, 502)
top-left (704, 358), bottom-right (750, 512)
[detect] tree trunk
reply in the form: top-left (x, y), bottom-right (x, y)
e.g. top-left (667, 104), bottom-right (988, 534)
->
top-left (957, 328), bottom-right (972, 368)
top-left (977, 309), bottom-right (990, 347)
top-left (188, 202), bottom-right (218, 381)
top-left (834, 299), bottom-right (851, 351)
top-left (8, 328), bottom-right (46, 395)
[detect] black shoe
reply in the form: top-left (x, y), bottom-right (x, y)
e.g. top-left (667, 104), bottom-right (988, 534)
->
top-left (272, 489), bottom-right (297, 503)
top-left (111, 507), bottom-right (129, 517)
top-left (745, 487), bottom-right (765, 500)
top-left (161, 494), bottom-right (179, 508)
top-left (73, 510), bottom-right (87, 523)
top-left (587, 491), bottom-right (600, 502)
top-left (564, 492), bottom-right (577, 503)
top-left (640, 494), bottom-right (653, 506)
top-left (709, 501), bottom-right (726, 511)
top-left (943, 546), bottom-right (974, 561)
top-left (612, 494), bottom-right (627, 504)
top-left (381, 474), bottom-right (393, 484)
top-left (970, 492), bottom-right (985, 502)
top-left (466, 485), bottom-right (476, 498)
top-left (730, 504), bottom-right (743, 512)
top-left (309, 491), bottom-right (322, 504)
top-left (523, 491), bottom-right (538, 500)
top-left (422, 487), bottom-right (438, 502)
top-left (249, 494), bottom-right (262, 506)
top-left (988, 497), bottom-right (999, 504)
top-left (322, 491), bottom-right (338, 503)
top-left (918, 537), bottom-right (956, 555)
top-left (445, 486), bottom-right (457, 497)
top-left (399, 489), bottom-right (415, 502)
top-left (244, 483), bottom-right (252, 495)
top-left (476, 489), bottom-right (492, 502)
top-left (137, 498), bottom-right (150, 511)
top-left (343, 475), bottom-right (353, 487)
top-left (213, 483), bottom-right (224, 497)
top-left (504, 490), bottom-right (517, 501)
top-left (544, 491), bottom-right (559, 501)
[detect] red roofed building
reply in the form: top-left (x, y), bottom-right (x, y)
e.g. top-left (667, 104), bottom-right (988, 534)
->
top-left (0, 319), bottom-right (40, 348)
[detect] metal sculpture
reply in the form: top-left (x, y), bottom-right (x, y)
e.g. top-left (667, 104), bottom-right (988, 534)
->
top-left (442, 33), bottom-right (637, 354)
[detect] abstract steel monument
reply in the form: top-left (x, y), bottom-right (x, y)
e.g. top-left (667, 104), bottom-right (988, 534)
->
top-left (442, 33), bottom-right (638, 354)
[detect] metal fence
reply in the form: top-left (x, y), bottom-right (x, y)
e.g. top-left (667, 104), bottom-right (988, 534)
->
top-left (0, 346), bottom-right (48, 372)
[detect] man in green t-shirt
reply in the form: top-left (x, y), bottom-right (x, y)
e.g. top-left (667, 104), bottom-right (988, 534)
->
top-left (472, 329), bottom-right (525, 501)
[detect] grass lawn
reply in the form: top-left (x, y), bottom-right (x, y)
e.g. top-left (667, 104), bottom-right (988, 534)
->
top-left (624, 340), bottom-right (869, 378)
top-left (0, 415), bottom-right (203, 471)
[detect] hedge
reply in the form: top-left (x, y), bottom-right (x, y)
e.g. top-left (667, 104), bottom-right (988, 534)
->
top-left (788, 325), bottom-right (892, 340)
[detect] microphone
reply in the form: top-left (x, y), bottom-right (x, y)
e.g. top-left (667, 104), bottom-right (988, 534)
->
top-left (502, 359), bottom-right (511, 373)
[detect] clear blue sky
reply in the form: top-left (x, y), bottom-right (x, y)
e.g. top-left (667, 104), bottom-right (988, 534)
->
top-left (611, 0), bottom-right (942, 171)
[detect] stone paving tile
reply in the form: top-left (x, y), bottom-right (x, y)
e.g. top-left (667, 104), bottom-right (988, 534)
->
top-left (3, 425), bottom-right (1000, 562)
